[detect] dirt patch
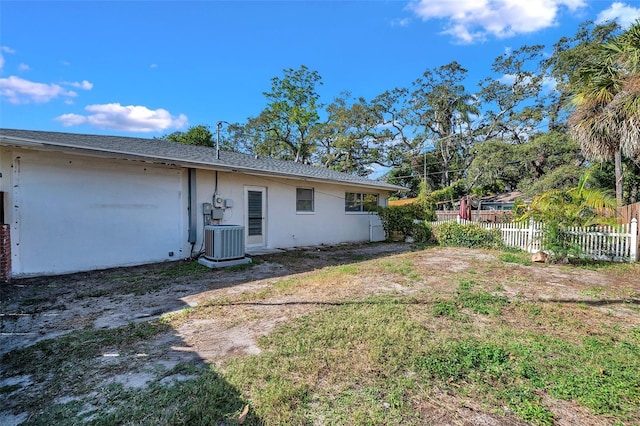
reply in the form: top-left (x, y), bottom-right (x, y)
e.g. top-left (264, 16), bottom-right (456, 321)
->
top-left (415, 390), bottom-right (528, 426)
top-left (1, 243), bottom-right (639, 425)
top-left (0, 243), bottom-right (418, 364)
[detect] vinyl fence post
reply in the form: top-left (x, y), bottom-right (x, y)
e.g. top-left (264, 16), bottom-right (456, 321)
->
top-left (528, 218), bottom-right (536, 253)
top-left (631, 218), bottom-right (638, 262)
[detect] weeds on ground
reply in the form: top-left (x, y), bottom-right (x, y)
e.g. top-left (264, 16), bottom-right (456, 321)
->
top-left (432, 279), bottom-right (508, 320)
top-left (225, 260), bottom-right (258, 272)
top-left (498, 251), bottom-right (534, 266)
top-left (4, 250), bottom-right (640, 425)
top-left (570, 258), bottom-right (636, 271)
top-left (157, 260), bottom-right (211, 278)
top-left (10, 364), bottom-right (255, 426)
top-left (379, 259), bottom-right (421, 281)
top-left (1, 322), bottom-right (172, 415)
top-left (223, 292), bottom-right (640, 425)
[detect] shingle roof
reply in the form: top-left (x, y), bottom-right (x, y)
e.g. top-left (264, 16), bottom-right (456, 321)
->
top-left (0, 128), bottom-right (405, 191)
top-left (479, 191), bottom-right (526, 203)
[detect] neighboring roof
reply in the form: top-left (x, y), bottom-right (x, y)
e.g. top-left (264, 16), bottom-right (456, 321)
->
top-left (479, 191), bottom-right (526, 203)
top-left (432, 191), bottom-right (529, 208)
top-left (0, 129), bottom-right (405, 192)
top-left (388, 198), bottom-right (418, 206)
top-left (387, 192), bottom-right (529, 208)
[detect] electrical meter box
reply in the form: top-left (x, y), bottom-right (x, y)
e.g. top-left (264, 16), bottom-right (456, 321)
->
top-left (211, 208), bottom-right (224, 220)
top-left (203, 202), bottom-right (213, 215)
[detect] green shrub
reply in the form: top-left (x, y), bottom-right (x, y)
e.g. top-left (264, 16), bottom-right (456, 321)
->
top-left (411, 222), bottom-right (433, 243)
top-left (377, 203), bottom-right (435, 240)
top-left (519, 173), bottom-right (615, 263)
top-left (394, 201), bottom-right (435, 222)
top-left (434, 222), bottom-right (503, 249)
top-left (377, 206), bottom-right (414, 237)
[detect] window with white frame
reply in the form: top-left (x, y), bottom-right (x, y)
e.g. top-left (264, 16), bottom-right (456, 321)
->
top-left (296, 188), bottom-right (314, 212)
top-left (345, 192), bottom-right (378, 212)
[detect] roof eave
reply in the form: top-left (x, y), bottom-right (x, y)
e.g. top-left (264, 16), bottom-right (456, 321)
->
top-left (0, 136), bottom-right (406, 192)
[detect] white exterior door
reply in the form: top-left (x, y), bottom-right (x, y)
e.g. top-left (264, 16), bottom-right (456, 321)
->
top-left (245, 186), bottom-right (266, 247)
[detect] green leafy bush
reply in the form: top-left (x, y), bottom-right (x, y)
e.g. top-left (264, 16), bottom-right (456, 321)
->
top-left (411, 222), bottom-right (433, 243)
top-left (433, 222), bottom-right (503, 249)
top-left (402, 201), bottom-right (436, 222)
top-left (377, 203), bottom-right (435, 241)
top-left (429, 180), bottom-right (466, 205)
top-left (519, 173), bottom-right (615, 263)
top-left (377, 206), bottom-right (414, 237)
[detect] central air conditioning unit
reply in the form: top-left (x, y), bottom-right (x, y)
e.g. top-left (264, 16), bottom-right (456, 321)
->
top-left (204, 225), bottom-right (245, 261)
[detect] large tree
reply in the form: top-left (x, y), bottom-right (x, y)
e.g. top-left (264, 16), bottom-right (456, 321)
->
top-left (478, 45), bottom-right (547, 142)
top-left (411, 62), bottom-right (479, 187)
top-left (544, 21), bottom-right (621, 131)
top-left (249, 65), bottom-right (322, 163)
top-left (367, 63), bottom-right (478, 191)
top-left (466, 131), bottom-right (584, 196)
top-left (161, 124), bottom-right (214, 146)
top-left (369, 87), bottom-right (421, 168)
top-left (314, 93), bottom-right (381, 176)
top-left (569, 22), bottom-right (640, 205)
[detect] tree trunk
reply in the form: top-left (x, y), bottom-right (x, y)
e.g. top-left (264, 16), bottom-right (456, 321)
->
top-left (615, 148), bottom-right (624, 206)
top-left (439, 140), bottom-right (450, 187)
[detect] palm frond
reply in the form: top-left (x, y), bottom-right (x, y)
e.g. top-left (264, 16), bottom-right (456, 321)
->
top-left (615, 21), bottom-right (640, 72)
top-left (569, 101), bottom-right (618, 161)
top-left (605, 76), bottom-right (640, 158)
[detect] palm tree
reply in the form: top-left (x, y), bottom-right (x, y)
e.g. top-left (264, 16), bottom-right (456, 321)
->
top-left (569, 22), bottom-right (640, 206)
top-left (521, 173), bottom-right (616, 263)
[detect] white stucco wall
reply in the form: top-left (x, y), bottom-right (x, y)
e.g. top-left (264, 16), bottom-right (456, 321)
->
top-left (0, 146), bottom-right (390, 277)
top-left (193, 170), bottom-right (387, 250)
top-left (7, 149), bottom-right (188, 277)
top-left (0, 148), bottom-right (10, 224)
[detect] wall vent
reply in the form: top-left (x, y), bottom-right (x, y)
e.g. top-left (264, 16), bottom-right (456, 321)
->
top-left (204, 225), bottom-right (245, 261)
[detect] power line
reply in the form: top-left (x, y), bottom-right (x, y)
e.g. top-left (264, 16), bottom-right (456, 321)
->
top-left (388, 150), bottom-right (580, 180)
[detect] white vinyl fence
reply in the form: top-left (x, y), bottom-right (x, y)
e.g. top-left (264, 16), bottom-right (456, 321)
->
top-left (429, 218), bottom-right (639, 262)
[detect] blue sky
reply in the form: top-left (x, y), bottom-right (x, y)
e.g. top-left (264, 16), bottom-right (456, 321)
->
top-left (1, 0), bottom-right (640, 137)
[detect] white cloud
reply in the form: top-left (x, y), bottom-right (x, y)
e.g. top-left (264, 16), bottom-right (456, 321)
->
top-left (498, 73), bottom-right (557, 92)
top-left (596, 2), bottom-right (640, 28)
top-left (368, 164), bottom-right (390, 179)
top-left (0, 76), bottom-right (77, 104)
top-left (55, 103), bottom-right (189, 133)
top-left (0, 46), bottom-right (16, 69)
top-left (391, 17), bottom-right (411, 27)
top-left (408, 0), bottom-right (587, 43)
top-left (65, 80), bottom-right (93, 90)
top-left (150, 63), bottom-right (158, 69)
top-left (542, 75), bottom-right (557, 92)
top-left (0, 51), bottom-right (92, 102)
top-left (498, 73), bottom-right (517, 85)
top-left (54, 113), bottom-right (86, 126)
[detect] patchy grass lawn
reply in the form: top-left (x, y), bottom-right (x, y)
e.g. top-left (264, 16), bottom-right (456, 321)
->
top-left (1, 245), bottom-right (639, 425)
